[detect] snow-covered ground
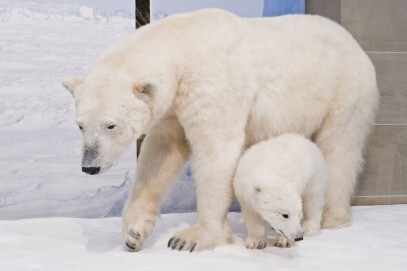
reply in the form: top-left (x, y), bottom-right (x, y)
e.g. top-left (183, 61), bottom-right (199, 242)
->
top-left (0, 0), bottom-right (200, 219)
top-left (0, 205), bottom-right (406, 271)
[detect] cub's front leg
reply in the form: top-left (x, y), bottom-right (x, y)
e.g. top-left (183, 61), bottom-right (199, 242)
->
top-left (241, 204), bottom-right (268, 250)
top-left (122, 119), bottom-right (190, 251)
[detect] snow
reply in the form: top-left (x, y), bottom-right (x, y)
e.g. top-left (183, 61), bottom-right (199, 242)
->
top-left (2, 0), bottom-right (134, 20)
top-left (0, 205), bottom-right (406, 270)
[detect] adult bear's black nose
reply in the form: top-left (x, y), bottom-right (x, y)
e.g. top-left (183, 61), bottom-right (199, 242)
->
top-left (82, 167), bottom-right (100, 175)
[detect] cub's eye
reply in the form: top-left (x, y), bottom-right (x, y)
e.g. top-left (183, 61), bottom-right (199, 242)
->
top-left (282, 214), bottom-right (289, 219)
top-left (107, 124), bottom-right (115, 129)
top-left (79, 125), bottom-right (83, 130)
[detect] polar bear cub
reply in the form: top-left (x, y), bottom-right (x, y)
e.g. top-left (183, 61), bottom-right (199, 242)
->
top-left (234, 134), bottom-right (328, 249)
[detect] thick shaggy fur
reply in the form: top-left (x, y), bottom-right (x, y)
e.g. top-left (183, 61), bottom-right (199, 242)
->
top-left (63, 9), bottom-right (379, 252)
top-left (234, 134), bottom-right (328, 249)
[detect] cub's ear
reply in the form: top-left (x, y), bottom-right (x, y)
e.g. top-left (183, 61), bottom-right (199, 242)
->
top-left (62, 77), bottom-right (82, 96)
top-left (133, 83), bottom-right (155, 99)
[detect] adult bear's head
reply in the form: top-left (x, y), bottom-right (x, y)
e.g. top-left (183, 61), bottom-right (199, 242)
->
top-left (62, 18), bottom-right (187, 174)
top-left (62, 60), bottom-right (178, 174)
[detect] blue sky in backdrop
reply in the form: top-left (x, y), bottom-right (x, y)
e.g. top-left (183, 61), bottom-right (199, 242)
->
top-left (263, 0), bottom-right (305, 16)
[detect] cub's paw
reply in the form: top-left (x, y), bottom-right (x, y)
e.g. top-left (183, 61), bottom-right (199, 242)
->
top-left (301, 219), bottom-right (321, 236)
top-left (274, 236), bottom-right (294, 248)
top-left (168, 224), bottom-right (232, 252)
top-left (245, 236), bottom-right (267, 250)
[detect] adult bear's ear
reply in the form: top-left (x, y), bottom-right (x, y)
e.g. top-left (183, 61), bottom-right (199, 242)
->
top-left (62, 77), bottom-right (82, 96)
top-left (133, 83), bottom-right (155, 100)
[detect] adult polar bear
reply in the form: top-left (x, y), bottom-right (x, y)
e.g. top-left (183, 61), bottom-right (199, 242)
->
top-left (63, 9), bottom-right (378, 252)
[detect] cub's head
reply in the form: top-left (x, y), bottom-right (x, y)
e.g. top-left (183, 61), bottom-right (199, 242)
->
top-left (62, 72), bottom-right (162, 175)
top-left (253, 177), bottom-right (304, 243)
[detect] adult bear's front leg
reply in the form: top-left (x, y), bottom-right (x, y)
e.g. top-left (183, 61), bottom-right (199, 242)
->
top-left (169, 91), bottom-right (249, 251)
top-left (122, 118), bottom-right (190, 251)
top-left (168, 135), bottom-right (245, 252)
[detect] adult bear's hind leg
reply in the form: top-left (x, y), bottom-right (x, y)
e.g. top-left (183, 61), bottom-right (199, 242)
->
top-left (315, 89), bottom-right (378, 229)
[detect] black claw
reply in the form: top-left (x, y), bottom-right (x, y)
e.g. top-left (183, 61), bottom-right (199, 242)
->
top-left (168, 237), bottom-right (174, 248)
top-left (178, 241), bottom-right (186, 251)
top-left (171, 238), bottom-right (180, 250)
top-left (189, 242), bottom-right (197, 253)
top-left (129, 229), bottom-right (141, 238)
top-left (126, 241), bottom-right (137, 251)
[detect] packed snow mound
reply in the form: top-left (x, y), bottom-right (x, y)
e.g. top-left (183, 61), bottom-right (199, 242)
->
top-left (0, 1), bottom-right (133, 23)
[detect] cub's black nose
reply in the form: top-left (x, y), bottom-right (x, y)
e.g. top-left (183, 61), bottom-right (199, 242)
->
top-left (295, 236), bottom-right (304, 242)
top-left (82, 167), bottom-right (100, 175)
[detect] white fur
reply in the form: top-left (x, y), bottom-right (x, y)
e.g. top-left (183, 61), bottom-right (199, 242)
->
top-left (234, 134), bottom-right (328, 249)
top-left (63, 9), bottom-right (379, 252)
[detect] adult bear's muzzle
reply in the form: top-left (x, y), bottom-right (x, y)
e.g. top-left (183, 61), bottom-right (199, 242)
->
top-left (82, 145), bottom-right (100, 174)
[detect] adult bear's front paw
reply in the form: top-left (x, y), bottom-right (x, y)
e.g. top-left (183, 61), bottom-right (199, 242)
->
top-left (122, 211), bottom-right (156, 252)
top-left (167, 224), bottom-right (232, 252)
top-left (123, 227), bottom-right (144, 251)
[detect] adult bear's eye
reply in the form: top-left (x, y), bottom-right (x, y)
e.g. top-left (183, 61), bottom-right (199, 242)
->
top-left (282, 214), bottom-right (289, 219)
top-left (79, 125), bottom-right (83, 130)
top-left (107, 124), bottom-right (115, 129)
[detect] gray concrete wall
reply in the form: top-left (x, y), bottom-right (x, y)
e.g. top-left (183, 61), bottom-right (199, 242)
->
top-left (307, 0), bottom-right (407, 205)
